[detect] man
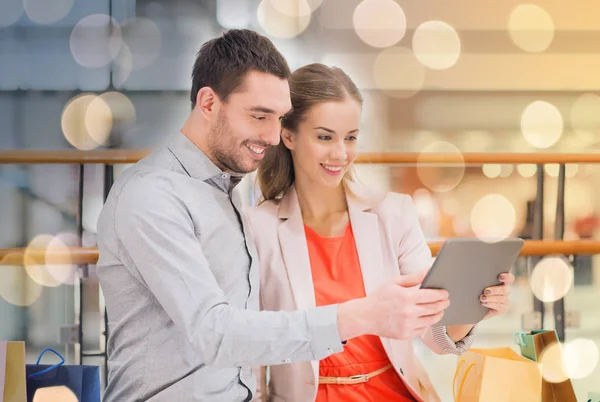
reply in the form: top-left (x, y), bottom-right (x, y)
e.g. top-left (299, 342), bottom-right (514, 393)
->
top-left (96, 29), bottom-right (450, 402)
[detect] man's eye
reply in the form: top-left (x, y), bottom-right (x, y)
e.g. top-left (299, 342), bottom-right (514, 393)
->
top-left (253, 116), bottom-right (266, 121)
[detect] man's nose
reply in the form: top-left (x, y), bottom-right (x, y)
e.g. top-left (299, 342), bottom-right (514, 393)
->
top-left (260, 121), bottom-right (281, 145)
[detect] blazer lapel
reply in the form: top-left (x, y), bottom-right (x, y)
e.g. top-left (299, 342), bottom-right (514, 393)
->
top-left (277, 187), bottom-right (320, 386)
top-left (346, 183), bottom-right (387, 295)
top-left (277, 187), bottom-right (316, 311)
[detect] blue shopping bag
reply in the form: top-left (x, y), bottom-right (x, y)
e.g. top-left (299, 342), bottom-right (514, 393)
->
top-left (25, 348), bottom-right (100, 402)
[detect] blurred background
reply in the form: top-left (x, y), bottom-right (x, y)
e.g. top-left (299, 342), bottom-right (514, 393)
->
top-left (1, 0), bottom-right (599, 400)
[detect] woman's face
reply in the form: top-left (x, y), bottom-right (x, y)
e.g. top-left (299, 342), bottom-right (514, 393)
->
top-left (283, 98), bottom-right (361, 189)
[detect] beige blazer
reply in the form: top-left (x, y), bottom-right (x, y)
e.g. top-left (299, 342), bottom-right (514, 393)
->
top-left (245, 180), bottom-right (459, 402)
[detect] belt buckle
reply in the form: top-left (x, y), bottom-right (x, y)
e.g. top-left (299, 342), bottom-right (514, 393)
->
top-left (348, 374), bottom-right (369, 383)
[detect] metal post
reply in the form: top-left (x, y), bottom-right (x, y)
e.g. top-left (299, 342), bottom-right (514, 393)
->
top-left (532, 164), bottom-right (545, 328)
top-left (554, 164), bottom-right (566, 341)
top-left (76, 164), bottom-right (85, 365)
top-left (101, 164), bottom-right (114, 387)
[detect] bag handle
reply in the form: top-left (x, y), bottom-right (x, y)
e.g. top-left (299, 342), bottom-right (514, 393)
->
top-left (28, 348), bottom-right (65, 379)
top-left (452, 359), bottom-right (476, 402)
top-left (513, 331), bottom-right (527, 347)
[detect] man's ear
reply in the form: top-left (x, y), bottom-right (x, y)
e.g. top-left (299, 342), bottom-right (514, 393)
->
top-left (195, 87), bottom-right (219, 120)
top-left (281, 128), bottom-right (296, 150)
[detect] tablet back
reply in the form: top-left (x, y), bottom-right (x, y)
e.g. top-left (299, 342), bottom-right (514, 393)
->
top-left (421, 237), bottom-right (524, 326)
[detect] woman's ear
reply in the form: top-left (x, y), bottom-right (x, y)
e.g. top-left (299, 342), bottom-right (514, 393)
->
top-left (281, 128), bottom-right (296, 150)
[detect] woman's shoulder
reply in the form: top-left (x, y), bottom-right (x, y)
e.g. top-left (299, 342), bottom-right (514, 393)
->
top-left (347, 180), bottom-right (413, 214)
top-left (244, 198), bottom-right (281, 224)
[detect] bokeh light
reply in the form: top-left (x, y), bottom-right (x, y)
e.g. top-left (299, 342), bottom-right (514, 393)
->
top-left (530, 256), bottom-right (573, 302)
top-left (508, 4), bottom-right (555, 53)
top-left (416, 141), bottom-right (465, 193)
top-left (70, 14), bottom-right (123, 69)
top-left (539, 342), bottom-right (570, 383)
top-left (45, 233), bottom-right (78, 286)
top-left (61, 94), bottom-right (111, 150)
top-left (373, 47), bottom-right (425, 98)
top-left (482, 164), bottom-right (501, 179)
top-left (116, 17), bottom-right (162, 71)
top-left (412, 21), bottom-right (461, 70)
top-left (353, 0), bottom-right (406, 48)
top-left (470, 194), bottom-right (516, 241)
top-left (0, 0), bottom-right (24, 27)
top-left (113, 44), bottom-right (133, 88)
top-left (544, 164), bottom-right (578, 178)
top-left (563, 338), bottom-right (599, 380)
top-left (0, 254), bottom-right (43, 307)
top-left (517, 164), bottom-right (537, 178)
top-left (570, 94), bottom-right (600, 144)
top-left (33, 386), bottom-right (78, 402)
top-left (272, 0), bottom-right (321, 17)
top-left (520, 101), bottom-right (563, 149)
top-left (23, 0), bottom-right (74, 25)
top-left (97, 91), bottom-right (136, 124)
top-left (257, 0), bottom-right (311, 39)
top-left (24, 235), bottom-right (62, 288)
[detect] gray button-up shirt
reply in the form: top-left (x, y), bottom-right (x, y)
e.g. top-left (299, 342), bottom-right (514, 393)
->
top-left (96, 132), bottom-right (343, 402)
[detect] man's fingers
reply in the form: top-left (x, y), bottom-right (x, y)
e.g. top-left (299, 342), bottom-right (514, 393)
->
top-left (414, 288), bottom-right (449, 304)
top-left (394, 269), bottom-right (429, 288)
top-left (415, 299), bottom-right (449, 317)
top-left (416, 310), bottom-right (445, 328)
top-left (482, 284), bottom-right (509, 297)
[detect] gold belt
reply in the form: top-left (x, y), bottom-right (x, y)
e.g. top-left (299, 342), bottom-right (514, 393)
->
top-left (318, 363), bottom-right (393, 385)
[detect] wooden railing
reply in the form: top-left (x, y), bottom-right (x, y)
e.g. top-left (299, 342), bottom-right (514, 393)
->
top-left (2, 150), bottom-right (600, 164)
top-left (3, 240), bottom-right (600, 265)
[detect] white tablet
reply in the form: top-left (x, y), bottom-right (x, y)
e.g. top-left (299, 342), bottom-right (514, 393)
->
top-left (420, 237), bottom-right (524, 326)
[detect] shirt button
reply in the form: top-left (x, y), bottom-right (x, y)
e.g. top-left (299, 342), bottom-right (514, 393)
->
top-left (283, 358), bottom-right (291, 363)
top-left (221, 173), bottom-right (228, 179)
top-left (327, 348), bottom-right (333, 354)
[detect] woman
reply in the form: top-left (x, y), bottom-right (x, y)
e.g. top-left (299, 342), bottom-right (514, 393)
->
top-left (245, 64), bottom-right (514, 402)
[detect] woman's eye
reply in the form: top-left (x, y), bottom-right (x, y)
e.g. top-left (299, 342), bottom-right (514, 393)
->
top-left (318, 135), bottom-right (332, 141)
top-left (346, 136), bottom-right (357, 141)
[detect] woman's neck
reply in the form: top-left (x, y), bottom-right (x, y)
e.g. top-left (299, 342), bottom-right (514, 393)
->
top-left (294, 174), bottom-right (348, 221)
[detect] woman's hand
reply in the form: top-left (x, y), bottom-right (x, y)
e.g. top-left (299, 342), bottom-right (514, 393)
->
top-left (481, 272), bottom-right (515, 319)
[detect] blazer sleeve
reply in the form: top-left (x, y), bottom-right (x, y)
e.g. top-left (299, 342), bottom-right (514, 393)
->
top-left (394, 193), bottom-right (477, 355)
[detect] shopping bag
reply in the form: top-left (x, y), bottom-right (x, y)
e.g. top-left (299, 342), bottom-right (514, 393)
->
top-left (25, 348), bottom-right (100, 402)
top-left (452, 347), bottom-right (541, 401)
top-left (0, 341), bottom-right (27, 402)
top-left (514, 330), bottom-right (577, 402)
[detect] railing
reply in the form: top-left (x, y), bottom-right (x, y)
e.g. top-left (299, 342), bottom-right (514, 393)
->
top-left (2, 149), bottom-right (600, 383)
top-left (3, 240), bottom-right (600, 265)
top-left (3, 150), bottom-right (600, 164)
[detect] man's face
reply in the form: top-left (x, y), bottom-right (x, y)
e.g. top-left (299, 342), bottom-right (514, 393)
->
top-left (207, 71), bottom-right (292, 174)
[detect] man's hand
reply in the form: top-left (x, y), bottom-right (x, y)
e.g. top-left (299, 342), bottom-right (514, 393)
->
top-left (338, 269), bottom-right (449, 341)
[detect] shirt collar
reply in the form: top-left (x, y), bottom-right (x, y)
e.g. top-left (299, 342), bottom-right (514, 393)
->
top-left (166, 132), bottom-right (244, 192)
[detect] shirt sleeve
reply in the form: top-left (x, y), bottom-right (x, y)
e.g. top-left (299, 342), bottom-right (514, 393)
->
top-left (428, 325), bottom-right (477, 355)
top-left (113, 176), bottom-right (344, 368)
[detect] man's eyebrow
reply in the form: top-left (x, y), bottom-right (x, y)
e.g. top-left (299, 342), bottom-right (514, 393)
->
top-left (314, 127), bottom-right (360, 134)
top-left (247, 106), bottom-right (276, 114)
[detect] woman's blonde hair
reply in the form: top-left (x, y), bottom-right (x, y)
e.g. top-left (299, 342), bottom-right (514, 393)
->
top-left (257, 63), bottom-right (363, 202)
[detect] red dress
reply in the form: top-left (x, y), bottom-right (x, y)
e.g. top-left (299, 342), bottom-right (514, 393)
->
top-left (304, 224), bottom-right (417, 402)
